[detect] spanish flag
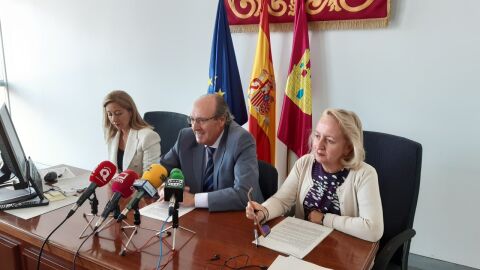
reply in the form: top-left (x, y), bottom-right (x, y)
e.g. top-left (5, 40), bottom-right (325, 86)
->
top-left (247, 0), bottom-right (276, 165)
top-left (277, 0), bottom-right (312, 158)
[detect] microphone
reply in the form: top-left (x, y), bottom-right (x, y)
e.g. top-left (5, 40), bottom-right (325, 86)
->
top-left (93, 170), bottom-right (137, 230)
top-left (116, 164), bottom-right (169, 222)
top-left (66, 161), bottom-right (116, 218)
top-left (164, 168), bottom-right (185, 214)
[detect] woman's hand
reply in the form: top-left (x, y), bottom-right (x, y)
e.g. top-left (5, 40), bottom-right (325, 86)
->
top-left (245, 201), bottom-right (266, 223)
top-left (308, 210), bottom-right (325, 225)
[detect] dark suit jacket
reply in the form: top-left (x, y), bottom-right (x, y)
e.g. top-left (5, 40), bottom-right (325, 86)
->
top-left (160, 121), bottom-right (264, 211)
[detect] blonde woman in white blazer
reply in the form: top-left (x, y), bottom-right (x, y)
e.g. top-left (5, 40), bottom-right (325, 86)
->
top-left (246, 108), bottom-right (384, 242)
top-left (103, 90), bottom-right (160, 176)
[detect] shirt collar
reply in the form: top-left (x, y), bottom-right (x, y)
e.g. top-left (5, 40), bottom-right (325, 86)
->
top-left (206, 130), bottom-right (224, 149)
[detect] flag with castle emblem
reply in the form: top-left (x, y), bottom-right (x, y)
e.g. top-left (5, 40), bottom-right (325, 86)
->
top-left (208, 0), bottom-right (247, 125)
top-left (277, 0), bottom-right (312, 158)
top-left (247, 0), bottom-right (276, 165)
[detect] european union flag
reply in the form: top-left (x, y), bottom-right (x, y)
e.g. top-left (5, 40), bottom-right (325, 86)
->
top-left (208, 0), bottom-right (247, 126)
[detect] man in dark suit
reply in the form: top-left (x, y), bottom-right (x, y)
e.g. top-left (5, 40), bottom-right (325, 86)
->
top-left (160, 94), bottom-right (264, 212)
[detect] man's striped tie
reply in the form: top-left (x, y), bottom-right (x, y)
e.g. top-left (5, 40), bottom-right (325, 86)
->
top-left (202, 147), bottom-right (215, 192)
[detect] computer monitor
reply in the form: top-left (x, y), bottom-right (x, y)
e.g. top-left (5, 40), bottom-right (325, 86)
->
top-left (0, 104), bottom-right (47, 205)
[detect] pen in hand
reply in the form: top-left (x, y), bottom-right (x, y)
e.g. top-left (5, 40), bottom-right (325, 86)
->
top-left (247, 187), bottom-right (271, 240)
top-left (248, 187), bottom-right (260, 247)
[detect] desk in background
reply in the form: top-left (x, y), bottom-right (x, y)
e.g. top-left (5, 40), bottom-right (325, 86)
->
top-left (0, 166), bottom-right (378, 270)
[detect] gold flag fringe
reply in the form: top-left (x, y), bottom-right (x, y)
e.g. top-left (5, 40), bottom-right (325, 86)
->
top-left (230, 17), bottom-right (389, 33)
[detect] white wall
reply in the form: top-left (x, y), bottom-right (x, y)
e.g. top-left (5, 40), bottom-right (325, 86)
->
top-left (0, 0), bottom-right (479, 268)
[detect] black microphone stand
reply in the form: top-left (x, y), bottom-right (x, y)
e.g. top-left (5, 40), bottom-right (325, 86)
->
top-left (158, 200), bottom-right (195, 250)
top-left (79, 192), bottom-right (99, 238)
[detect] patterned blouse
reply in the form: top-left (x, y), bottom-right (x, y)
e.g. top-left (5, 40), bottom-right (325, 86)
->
top-left (303, 160), bottom-right (350, 219)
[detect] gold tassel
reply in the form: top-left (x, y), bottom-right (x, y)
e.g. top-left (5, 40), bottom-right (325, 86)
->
top-left (230, 24), bottom-right (259, 33)
top-left (230, 17), bottom-right (388, 33)
top-left (309, 18), bottom-right (389, 30)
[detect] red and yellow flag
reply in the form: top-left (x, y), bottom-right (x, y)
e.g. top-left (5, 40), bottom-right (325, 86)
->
top-left (278, 0), bottom-right (312, 158)
top-left (247, 0), bottom-right (276, 165)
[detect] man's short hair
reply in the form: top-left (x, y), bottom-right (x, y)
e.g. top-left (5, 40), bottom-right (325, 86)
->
top-left (211, 94), bottom-right (233, 125)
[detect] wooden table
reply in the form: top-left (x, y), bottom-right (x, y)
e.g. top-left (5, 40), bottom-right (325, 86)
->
top-left (0, 167), bottom-right (378, 270)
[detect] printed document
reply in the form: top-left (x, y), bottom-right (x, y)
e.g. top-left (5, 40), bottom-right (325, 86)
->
top-left (257, 216), bottom-right (333, 258)
top-left (139, 201), bottom-right (194, 221)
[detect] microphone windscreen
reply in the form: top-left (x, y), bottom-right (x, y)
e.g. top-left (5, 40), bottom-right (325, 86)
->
top-left (111, 170), bottom-right (137, 198)
top-left (142, 164), bottom-right (168, 188)
top-left (89, 161), bottom-right (116, 187)
top-left (169, 168), bottom-right (184, 180)
top-left (164, 168), bottom-right (185, 202)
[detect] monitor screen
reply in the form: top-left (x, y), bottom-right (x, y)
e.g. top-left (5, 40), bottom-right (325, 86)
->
top-left (0, 104), bottom-right (46, 205)
top-left (0, 104), bottom-right (28, 183)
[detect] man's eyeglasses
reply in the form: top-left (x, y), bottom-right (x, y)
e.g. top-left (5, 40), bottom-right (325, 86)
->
top-left (187, 115), bottom-right (217, 125)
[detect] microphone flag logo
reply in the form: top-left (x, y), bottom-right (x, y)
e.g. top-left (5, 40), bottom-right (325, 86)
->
top-left (114, 172), bottom-right (129, 184)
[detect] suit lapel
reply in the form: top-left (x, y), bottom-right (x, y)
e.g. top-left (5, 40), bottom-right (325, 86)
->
top-left (109, 132), bottom-right (120, 167)
top-left (123, 129), bottom-right (139, 170)
top-left (192, 143), bottom-right (205, 192)
top-left (213, 125), bottom-right (229, 190)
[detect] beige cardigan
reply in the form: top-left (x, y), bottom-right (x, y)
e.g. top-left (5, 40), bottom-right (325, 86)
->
top-left (263, 154), bottom-right (384, 242)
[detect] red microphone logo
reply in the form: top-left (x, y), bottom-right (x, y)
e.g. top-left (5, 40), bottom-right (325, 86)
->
top-left (90, 161), bottom-right (116, 186)
top-left (99, 167), bottom-right (113, 181)
top-left (114, 171), bottom-right (129, 184)
top-left (93, 167), bottom-right (114, 185)
top-left (111, 170), bottom-right (138, 198)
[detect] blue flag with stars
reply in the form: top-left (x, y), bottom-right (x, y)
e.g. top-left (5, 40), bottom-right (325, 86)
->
top-left (208, 0), bottom-right (247, 126)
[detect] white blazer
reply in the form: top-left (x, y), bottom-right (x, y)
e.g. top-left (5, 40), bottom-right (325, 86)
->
top-left (107, 127), bottom-right (161, 176)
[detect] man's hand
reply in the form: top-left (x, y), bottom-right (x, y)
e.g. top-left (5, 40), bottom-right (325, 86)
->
top-left (156, 186), bottom-right (164, 202)
top-left (180, 186), bottom-right (195, 207)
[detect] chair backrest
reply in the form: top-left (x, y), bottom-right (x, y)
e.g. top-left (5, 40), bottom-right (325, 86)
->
top-left (363, 131), bottom-right (422, 268)
top-left (258, 160), bottom-right (278, 200)
top-left (143, 111), bottom-right (189, 156)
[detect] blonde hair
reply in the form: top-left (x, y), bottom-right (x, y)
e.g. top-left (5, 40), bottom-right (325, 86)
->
top-left (310, 108), bottom-right (365, 170)
top-left (102, 90), bottom-right (151, 141)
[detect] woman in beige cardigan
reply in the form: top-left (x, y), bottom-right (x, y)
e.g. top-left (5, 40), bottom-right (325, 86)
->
top-left (246, 108), bottom-right (383, 242)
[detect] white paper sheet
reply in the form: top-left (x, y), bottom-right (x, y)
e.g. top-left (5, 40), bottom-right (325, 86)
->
top-left (257, 216), bottom-right (333, 258)
top-left (139, 201), bottom-right (194, 221)
top-left (268, 255), bottom-right (332, 270)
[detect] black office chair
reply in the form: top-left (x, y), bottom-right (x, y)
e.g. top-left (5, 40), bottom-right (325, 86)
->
top-left (257, 160), bottom-right (278, 200)
top-left (364, 131), bottom-right (422, 270)
top-left (143, 111), bottom-right (190, 157)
